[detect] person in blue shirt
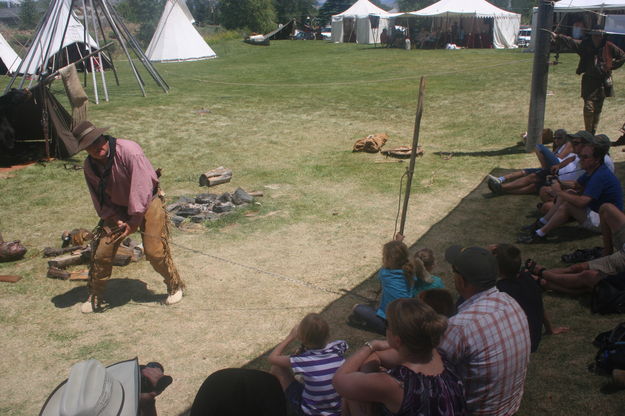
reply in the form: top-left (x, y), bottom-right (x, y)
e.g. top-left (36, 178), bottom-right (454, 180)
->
top-left (519, 138), bottom-right (623, 244)
top-left (347, 237), bottom-right (416, 335)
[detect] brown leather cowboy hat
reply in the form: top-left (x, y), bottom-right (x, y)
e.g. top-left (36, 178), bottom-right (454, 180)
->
top-left (73, 120), bottom-right (109, 152)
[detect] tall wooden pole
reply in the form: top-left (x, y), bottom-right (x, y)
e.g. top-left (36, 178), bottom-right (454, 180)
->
top-left (399, 76), bottom-right (426, 235)
top-left (526, 0), bottom-right (554, 152)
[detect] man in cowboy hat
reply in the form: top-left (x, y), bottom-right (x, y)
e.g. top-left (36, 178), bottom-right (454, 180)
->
top-left (549, 25), bottom-right (625, 134)
top-left (73, 120), bottom-right (184, 313)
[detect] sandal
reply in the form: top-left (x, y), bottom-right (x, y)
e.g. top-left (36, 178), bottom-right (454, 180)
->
top-left (524, 259), bottom-right (546, 278)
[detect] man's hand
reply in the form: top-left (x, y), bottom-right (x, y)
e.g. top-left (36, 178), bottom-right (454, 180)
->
top-left (550, 164), bottom-right (560, 175)
top-left (116, 220), bottom-right (138, 240)
top-left (394, 233), bottom-right (405, 242)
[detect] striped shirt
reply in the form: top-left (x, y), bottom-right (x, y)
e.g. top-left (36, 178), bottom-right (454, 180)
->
top-left (439, 287), bottom-right (530, 416)
top-left (290, 340), bottom-right (348, 416)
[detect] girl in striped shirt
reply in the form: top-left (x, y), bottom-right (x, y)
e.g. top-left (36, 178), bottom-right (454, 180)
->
top-left (269, 313), bottom-right (348, 416)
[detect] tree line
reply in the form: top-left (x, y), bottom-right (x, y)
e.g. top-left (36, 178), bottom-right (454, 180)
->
top-left (19, 0), bottom-right (538, 36)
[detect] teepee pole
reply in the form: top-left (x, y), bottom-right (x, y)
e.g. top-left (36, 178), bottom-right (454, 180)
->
top-left (106, 1), bottom-right (169, 91)
top-left (94, 5), bottom-right (119, 86)
top-left (96, 0), bottom-right (146, 96)
top-left (89, 0), bottom-right (108, 101)
top-left (81, 0), bottom-right (99, 104)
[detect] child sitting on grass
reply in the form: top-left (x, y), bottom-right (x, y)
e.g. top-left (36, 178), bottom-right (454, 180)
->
top-left (413, 248), bottom-right (445, 294)
top-left (348, 238), bottom-right (416, 335)
top-left (268, 313), bottom-right (348, 416)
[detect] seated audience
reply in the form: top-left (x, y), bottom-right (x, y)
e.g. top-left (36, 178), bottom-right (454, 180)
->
top-left (518, 141), bottom-right (623, 243)
top-left (348, 238), bottom-right (415, 335)
top-left (333, 298), bottom-right (467, 416)
top-left (538, 133), bottom-right (615, 214)
top-left (530, 202), bottom-right (625, 295)
top-left (491, 243), bottom-right (568, 352)
top-left (190, 368), bottom-right (286, 416)
top-left (487, 129), bottom-right (578, 195)
top-left (441, 245), bottom-right (530, 415)
top-left (268, 313), bottom-right (347, 416)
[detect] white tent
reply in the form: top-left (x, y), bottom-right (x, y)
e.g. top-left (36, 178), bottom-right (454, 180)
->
top-left (554, 1), bottom-right (625, 12)
top-left (399, 0), bottom-right (521, 48)
top-left (331, 0), bottom-right (392, 44)
top-left (0, 32), bottom-right (21, 74)
top-left (146, 0), bottom-right (216, 62)
top-left (19, 0), bottom-right (100, 75)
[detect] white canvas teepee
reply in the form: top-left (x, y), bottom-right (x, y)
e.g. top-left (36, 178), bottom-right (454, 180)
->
top-left (146, 0), bottom-right (216, 62)
top-left (19, 0), bottom-right (100, 75)
top-left (0, 32), bottom-right (21, 74)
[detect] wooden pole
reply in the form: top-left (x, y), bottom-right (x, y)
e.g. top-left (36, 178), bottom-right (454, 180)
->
top-left (399, 76), bottom-right (426, 236)
top-left (526, 0), bottom-right (554, 152)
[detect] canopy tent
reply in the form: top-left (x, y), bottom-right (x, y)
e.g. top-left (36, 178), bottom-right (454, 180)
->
top-left (331, 0), bottom-right (392, 44)
top-left (396, 0), bottom-right (521, 48)
top-left (554, 1), bottom-right (625, 12)
top-left (0, 32), bottom-right (21, 74)
top-left (146, 0), bottom-right (216, 62)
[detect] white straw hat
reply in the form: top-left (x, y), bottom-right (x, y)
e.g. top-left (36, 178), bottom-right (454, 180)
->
top-left (39, 358), bottom-right (139, 416)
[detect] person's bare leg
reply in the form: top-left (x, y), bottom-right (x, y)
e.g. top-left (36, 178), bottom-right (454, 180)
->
top-left (501, 174), bottom-right (538, 193)
top-left (269, 365), bottom-right (295, 391)
top-left (599, 203), bottom-right (625, 255)
top-left (540, 202), bottom-right (586, 235)
top-left (541, 269), bottom-right (602, 293)
top-left (502, 170), bottom-right (527, 182)
top-left (539, 186), bottom-right (556, 203)
top-left (505, 183), bottom-right (538, 195)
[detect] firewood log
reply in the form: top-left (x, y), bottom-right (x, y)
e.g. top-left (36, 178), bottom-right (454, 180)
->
top-left (199, 167), bottom-right (233, 186)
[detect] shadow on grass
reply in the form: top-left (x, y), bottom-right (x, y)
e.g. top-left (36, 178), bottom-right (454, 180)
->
top-left (434, 144), bottom-right (526, 158)
top-left (177, 163), bottom-right (625, 416)
top-left (51, 278), bottom-right (162, 310)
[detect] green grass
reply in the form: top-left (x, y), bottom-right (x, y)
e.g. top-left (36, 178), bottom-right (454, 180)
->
top-left (1, 40), bottom-right (625, 415)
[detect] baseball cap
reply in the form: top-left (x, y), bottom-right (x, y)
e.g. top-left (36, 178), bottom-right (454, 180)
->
top-left (445, 245), bottom-right (498, 289)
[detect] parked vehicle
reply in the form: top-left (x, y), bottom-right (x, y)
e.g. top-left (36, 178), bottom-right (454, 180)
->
top-left (518, 27), bottom-right (532, 48)
top-left (320, 27), bottom-right (332, 40)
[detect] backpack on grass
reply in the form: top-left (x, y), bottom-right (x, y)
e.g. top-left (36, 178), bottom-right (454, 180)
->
top-left (591, 322), bottom-right (625, 375)
top-left (591, 274), bottom-right (625, 314)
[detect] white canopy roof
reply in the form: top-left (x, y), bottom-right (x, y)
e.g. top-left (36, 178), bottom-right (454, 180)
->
top-left (554, 1), bottom-right (625, 11)
top-left (146, 0), bottom-right (216, 62)
top-left (333, 0), bottom-right (390, 18)
top-left (19, 0), bottom-right (99, 75)
top-left (0, 32), bottom-right (21, 73)
top-left (403, 0), bottom-right (519, 18)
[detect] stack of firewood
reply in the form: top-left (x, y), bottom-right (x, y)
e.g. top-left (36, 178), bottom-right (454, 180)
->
top-left (45, 236), bottom-right (142, 280)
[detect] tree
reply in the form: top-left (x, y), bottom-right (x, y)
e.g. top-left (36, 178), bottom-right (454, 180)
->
top-left (220, 0), bottom-right (276, 33)
top-left (317, 0), bottom-right (353, 25)
top-left (116, 0), bottom-right (165, 47)
top-left (19, 0), bottom-right (40, 30)
top-left (396, 0), bottom-right (436, 12)
top-left (187, 0), bottom-right (220, 25)
top-left (274, 0), bottom-right (316, 25)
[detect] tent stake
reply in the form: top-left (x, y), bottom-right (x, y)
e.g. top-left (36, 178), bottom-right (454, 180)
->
top-left (398, 76), bottom-right (426, 236)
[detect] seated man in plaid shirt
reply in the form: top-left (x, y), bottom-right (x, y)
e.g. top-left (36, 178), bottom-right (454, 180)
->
top-left (441, 246), bottom-right (531, 416)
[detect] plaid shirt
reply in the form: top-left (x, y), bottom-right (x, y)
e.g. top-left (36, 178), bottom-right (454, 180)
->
top-left (439, 287), bottom-right (530, 416)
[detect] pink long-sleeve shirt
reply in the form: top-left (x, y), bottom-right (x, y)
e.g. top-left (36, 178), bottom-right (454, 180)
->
top-left (83, 138), bottom-right (158, 227)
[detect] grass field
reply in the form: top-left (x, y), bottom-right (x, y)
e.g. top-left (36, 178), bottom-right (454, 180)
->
top-left (1, 39), bottom-right (625, 414)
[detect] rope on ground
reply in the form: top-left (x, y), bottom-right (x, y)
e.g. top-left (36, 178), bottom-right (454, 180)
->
top-left (158, 56), bottom-right (534, 88)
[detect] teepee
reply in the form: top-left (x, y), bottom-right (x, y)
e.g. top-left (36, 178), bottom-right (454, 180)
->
top-left (146, 0), bottom-right (216, 62)
top-left (0, 32), bottom-right (21, 74)
top-left (6, 0), bottom-right (169, 102)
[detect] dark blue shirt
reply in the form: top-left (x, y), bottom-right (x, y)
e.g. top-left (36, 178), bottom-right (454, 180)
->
top-left (577, 163), bottom-right (623, 212)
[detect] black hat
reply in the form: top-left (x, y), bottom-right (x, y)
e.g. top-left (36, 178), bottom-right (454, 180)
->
top-left (445, 245), bottom-right (498, 289)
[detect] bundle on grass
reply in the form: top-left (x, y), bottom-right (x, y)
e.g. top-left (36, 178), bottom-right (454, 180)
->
top-left (353, 133), bottom-right (388, 153)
